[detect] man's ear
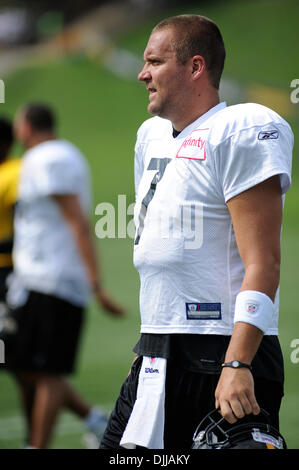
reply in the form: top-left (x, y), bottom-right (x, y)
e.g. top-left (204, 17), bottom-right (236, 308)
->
top-left (191, 55), bottom-right (205, 80)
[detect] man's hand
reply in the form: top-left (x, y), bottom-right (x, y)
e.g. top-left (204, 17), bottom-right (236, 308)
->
top-left (95, 287), bottom-right (125, 317)
top-left (215, 366), bottom-right (260, 424)
top-left (214, 322), bottom-right (262, 424)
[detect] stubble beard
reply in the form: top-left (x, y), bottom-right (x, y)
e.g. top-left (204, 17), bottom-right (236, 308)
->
top-left (148, 94), bottom-right (163, 117)
top-left (147, 93), bottom-right (174, 120)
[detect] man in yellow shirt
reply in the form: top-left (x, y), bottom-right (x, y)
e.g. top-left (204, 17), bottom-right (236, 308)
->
top-left (0, 117), bottom-right (21, 305)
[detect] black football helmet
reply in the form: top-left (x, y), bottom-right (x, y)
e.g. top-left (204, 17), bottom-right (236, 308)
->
top-left (192, 408), bottom-right (287, 449)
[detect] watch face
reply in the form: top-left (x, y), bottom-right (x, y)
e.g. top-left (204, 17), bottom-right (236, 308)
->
top-left (232, 361), bottom-right (239, 368)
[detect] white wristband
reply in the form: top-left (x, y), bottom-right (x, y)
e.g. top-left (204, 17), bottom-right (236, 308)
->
top-left (234, 290), bottom-right (274, 333)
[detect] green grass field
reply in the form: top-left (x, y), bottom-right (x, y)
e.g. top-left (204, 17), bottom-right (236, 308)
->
top-left (0, 0), bottom-right (298, 449)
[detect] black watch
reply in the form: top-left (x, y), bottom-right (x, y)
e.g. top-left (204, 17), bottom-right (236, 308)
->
top-left (221, 360), bottom-right (252, 370)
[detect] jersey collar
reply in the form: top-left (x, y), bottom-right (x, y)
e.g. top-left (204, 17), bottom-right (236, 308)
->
top-left (174, 102), bottom-right (227, 138)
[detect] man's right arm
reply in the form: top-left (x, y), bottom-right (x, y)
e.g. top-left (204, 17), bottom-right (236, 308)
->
top-left (53, 193), bottom-right (125, 316)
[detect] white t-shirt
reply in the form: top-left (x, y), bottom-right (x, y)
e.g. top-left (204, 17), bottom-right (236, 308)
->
top-left (11, 139), bottom-right (92, 306)
top-left (133, 102), bottom-right (293, 335)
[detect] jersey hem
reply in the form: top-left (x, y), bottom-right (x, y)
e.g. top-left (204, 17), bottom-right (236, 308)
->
top-left (140, 325), bottom-right (278, 335)
top-left (16, 280), bottom-right (88, 307)
top-left (141, 325), bottom-right (233, 335)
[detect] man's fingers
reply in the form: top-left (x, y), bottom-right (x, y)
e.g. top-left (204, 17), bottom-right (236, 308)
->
top-left (217, 394), bottom-right (260, 423)
top-left (218, 400), bottom-right (237, 424)
top-left (215, 368), bottom-right (261, 424)
top-left (246, 390), bottom-right (261, 416)
top-left (239, 394), bottom-right (253, 416)
top-left (97, 289), bottom-right (126, 316)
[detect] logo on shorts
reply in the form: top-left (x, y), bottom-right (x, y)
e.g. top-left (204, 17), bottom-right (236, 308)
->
top-left (258, 130), bottom-right (279, 140)
top-left (145, 357), bottom-right (159, 374)
top-left (145, 367), bottom-right (159, 374)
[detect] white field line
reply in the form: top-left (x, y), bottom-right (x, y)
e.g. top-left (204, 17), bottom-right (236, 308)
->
top-left (0, 405), bottom-right (113, 441)
top-left (0, 414), bottom-right (82, 441)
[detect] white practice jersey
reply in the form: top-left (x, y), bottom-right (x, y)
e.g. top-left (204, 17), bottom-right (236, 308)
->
top-left (133, 102), bottom-right (293, 335)
top-left (12, 139), bottom-right (91, 307)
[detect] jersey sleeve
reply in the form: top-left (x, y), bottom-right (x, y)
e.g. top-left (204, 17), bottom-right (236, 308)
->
top-left (215, 121), bottom-right (293, 202)
top-left (34, 156), bottom-right (81, 197)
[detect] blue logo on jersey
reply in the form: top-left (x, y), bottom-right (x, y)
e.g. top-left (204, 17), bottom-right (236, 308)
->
top-left (186, 303), bottom-right (221, 320)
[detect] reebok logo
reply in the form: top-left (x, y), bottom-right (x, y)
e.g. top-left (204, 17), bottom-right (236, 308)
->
top-left (258, 130), bottom-right (279, 140)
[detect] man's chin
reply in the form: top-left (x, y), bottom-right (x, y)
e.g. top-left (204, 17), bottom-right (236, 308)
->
top-left (147, 103), bottom-right (156, 115)
top-left (148, 103), bottom-right (163, 118)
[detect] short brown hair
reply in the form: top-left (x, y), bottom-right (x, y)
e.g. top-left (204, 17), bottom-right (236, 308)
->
top-left (153, 14), bottom-right (226, 89)
top-left (22, 103), bottom-right (55, 132)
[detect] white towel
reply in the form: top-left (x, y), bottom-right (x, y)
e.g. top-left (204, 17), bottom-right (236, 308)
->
top-left (120, 356), bottom-right (167, 449)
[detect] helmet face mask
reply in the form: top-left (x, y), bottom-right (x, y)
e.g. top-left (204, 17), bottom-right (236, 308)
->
top-left (192, 408), bottom-right (287, 449)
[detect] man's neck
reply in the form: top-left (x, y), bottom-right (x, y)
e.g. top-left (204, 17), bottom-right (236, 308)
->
top-left (26, 133), bottom-right (56, 149)
top-left (171, 92), bottom-right (220, 133)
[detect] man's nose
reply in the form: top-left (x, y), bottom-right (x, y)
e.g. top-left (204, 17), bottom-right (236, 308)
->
top-left (138, 65), bottom-right (151, 82)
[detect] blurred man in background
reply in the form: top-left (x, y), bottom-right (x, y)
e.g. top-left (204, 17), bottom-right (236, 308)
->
top-left (0, 117), bottom-right (20, 326)
top-left (3, 103), bottom-right (124, 449)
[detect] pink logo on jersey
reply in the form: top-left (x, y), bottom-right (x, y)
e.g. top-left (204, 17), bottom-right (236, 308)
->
top-left (176, 128), bottom-right (209, 160)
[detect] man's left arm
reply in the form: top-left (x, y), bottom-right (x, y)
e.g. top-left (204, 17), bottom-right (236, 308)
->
top-left (215, 175), bottom-right (283, 423)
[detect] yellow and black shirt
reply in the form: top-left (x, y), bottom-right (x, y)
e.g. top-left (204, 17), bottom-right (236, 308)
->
top-left (0, 158), bottom-right (21, 269)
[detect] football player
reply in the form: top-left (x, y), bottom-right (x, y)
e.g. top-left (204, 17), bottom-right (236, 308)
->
top-left (100, 15), bottom-right (293, 449)
top-left (3, 103), bottom-right (124, 448)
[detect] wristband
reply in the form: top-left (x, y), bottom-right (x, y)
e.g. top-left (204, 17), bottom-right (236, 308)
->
top-left (222, 360), bottom-right (252, 371)
top-left (234, 290), bottom-right (274, 334)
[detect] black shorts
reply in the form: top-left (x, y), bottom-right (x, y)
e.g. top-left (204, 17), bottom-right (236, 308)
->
top-left (0, 267), bottom-right (12, 302)
top-left (1, 290), bottom-right (85, 374)
top-left (100, 356), bottom-right (284, 449)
